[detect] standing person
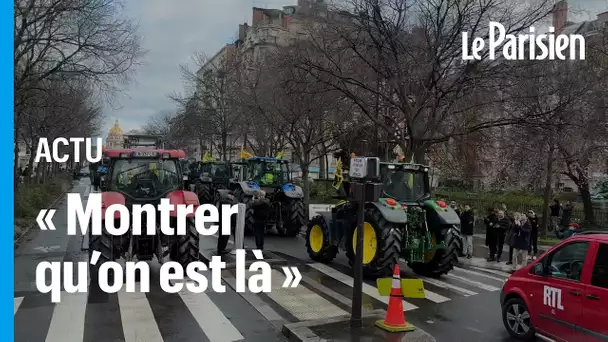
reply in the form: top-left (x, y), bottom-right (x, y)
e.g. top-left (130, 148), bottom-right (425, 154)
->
top-left (484, 207), bottom-right (499, 261)
top-left (549, 199), bottom-right (561, 232)
top-left (450, 201), bottom-right (460, 216)
top-left (496, 210), bottom-right (511, 262)
top-left (460, 205), bottom-right (475, 258)
top-left (527, 210), bottom-right (539, 259)
top-left (250, 191), bottom-right (271, 251)
top-left (559, 201), bottom-right (573, 231)
top-left (510, 213), bottom-right (531, 272)
top-left (502, 204), bottom-right (515, 264)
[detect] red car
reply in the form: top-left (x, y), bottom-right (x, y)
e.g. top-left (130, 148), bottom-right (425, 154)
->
top-left (500, 233), bottom-right (608, 341)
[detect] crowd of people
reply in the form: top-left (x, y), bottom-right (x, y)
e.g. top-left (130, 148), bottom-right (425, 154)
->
top-left (482, 204), bottom-right (541, 272)
top-left (447, 199), bottom-right (578, 271)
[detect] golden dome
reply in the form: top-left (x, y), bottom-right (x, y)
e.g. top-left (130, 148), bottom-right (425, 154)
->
top-left (108, 119), bottom-right (123, 136)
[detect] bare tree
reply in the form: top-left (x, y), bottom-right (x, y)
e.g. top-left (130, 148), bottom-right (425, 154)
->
top-left (172, 51), bottom-right (243, 160)
top-left (14, 0), bottom-right (143, 180)
top-left (292, 0), bottom-right (555, 163)
top-left (243, 42), bottom-right (345, 203)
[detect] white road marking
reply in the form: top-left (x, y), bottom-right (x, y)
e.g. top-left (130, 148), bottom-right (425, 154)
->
top-left (178, 289), bottom-right (244, 342)
top-left (309, 263), bottom-right (418, 310)
top-left (265, 269), bottom-right (348, 320)
top-left (417, 276), bottom-right (478, 296)
top-left (421, 288), bottom-right (451, 303)
top-left (117, 289), bottom-right (163, 342)
top-left (445, 273), bottom-right (501, 291)
top-left (454, 266), bottom-right (507, 283)
top-left (14, 297), bottom-right (23, 315)
top-left (45, 292), bottom-right (88, 342)
top-left (468, 266), bottom-right (512, 278)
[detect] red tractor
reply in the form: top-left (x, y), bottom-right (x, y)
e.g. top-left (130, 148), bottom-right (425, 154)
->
top-left (89, 148), bottom-right (199, 280)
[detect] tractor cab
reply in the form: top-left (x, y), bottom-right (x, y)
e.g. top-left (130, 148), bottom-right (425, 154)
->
top-left (246, 156), bottom-right (291, 190)
top-left (379, 163), bottom-right (431, 205)
top-left (234, 156), bottom-right (305, 237)
top-left (104, 149), bottom-right (186, 200)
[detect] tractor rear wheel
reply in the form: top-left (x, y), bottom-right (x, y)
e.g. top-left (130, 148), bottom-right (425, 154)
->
top-left (89, 229), bottom-right (116, 283)
top-left (196, 183), bottom-right (213, 204)
top-left (346, 207), bottom-right (402, 278)
top-left (280, 199), bottom-right (305, 237)
top-left (410, 225), bottom-right (462, 278)
top-left (306, 215), bottom-right (337, 263)
top-left (170, 218), bottom-right (199, 267)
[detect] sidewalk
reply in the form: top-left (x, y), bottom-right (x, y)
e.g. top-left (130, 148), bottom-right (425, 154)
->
top-left (473, 234), bottom-right (553, 252)
top-left (458, 256), bottom-right (516, 274)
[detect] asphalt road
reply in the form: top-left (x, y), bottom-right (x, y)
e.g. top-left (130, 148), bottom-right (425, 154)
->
top-left (15, 180), bottom-right (525, 342)
top-left (13, 179), bottom-right (287, 342)
top-left (224, 232), bottom-right (520, 342)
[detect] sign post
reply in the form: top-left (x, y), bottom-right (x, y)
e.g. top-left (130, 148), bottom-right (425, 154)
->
top-left (348, 157), bottom-right (381, 328)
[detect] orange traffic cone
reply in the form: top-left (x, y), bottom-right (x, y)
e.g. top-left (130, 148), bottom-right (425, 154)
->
top-left (375, 264), bottom-right (416, 332)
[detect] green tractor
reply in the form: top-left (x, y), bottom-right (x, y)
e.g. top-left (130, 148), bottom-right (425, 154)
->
top-left (305, 159), bottom-right (462, 278)
top-left (193, 160), bottom-right (236, 204)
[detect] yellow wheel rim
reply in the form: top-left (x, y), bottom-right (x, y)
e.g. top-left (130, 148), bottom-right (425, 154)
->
top-left (352, 222), bottom-right (377, 264)
top-left (309, 225), bottom-right (324, 253)
top-left (424, 234), bottom-right (437, 262)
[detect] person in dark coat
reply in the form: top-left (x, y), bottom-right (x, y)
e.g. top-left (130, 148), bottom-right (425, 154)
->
top-left (549, 199), bottom-right (561, 232)
top-left (510, 213), bottom-right (531, 271)
top-left (250, 191), bottom-right (271, 250)
top-left (527, 210), bottom-right (539, 259)
top-left (495, 210), bottom-right (511, 262)
top-left (460, 205), bottom-right (475, 258)
top-left (484, 208), bottom-right (499, 261)
top-left (559, 201), bottom-right (573, 230)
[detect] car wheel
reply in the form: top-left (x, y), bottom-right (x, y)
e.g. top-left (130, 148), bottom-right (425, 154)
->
top-left (502, 297), bottom-right (535, 340)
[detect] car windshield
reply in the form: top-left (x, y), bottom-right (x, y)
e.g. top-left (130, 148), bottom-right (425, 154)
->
top-left (380, 167), bottom-right (428, 202)
top-left (200, 163), bottom-right (231, 178)
top-left (110, 158), bottom-right (180, 198)
top-left (249, 160), bottom-right (289, 185)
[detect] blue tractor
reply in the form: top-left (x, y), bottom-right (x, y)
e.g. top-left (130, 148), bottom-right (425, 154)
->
top-left (233, 156), bottom-right (305, 237)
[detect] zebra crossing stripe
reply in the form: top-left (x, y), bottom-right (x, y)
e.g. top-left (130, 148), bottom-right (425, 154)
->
top-left (308, 263), bottom-right (418, 311)
top-left (417, 275), bottom-right (478, 296)
top-left (265, 269), bottom-right (348, 320)
top-left (45, 292), bottom-right (88, 342)
top-left (178, 289), bottom-right (244, 341)
top-left (454, 266), bottom-right (507, 283)
top-left (14, 297), bottom-right (23, 315)
top-left (117, 289), bottom-right (164, 342)
top-left (468, 265), bottom-right (512, 278)
top-left (445, 273), bottom-right (501, 291)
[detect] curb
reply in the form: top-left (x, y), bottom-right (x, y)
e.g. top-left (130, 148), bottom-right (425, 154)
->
top-left (282, 310), bottom-right (435, 342)
top-left (14, 180), bottom-right (79, 247)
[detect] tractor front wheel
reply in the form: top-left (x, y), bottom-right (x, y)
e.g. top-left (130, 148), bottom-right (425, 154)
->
top-left (170, 218), bottom-right (199, 267)
top-left (306, 215), bottom-right (337, 263)
top-left (410, 225), bottom-right (463, 278)
top-left (346, 207), bottom-right (401, 278)
top-left (88, 228), bottom-right (117, 283)
top-left (280, 199), bottom-right (305, 237)
top-left (196, 183), bottom-right (213, 204)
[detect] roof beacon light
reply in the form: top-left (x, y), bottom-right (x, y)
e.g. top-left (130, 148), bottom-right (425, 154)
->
top-left (436, 200), bottom-right (447, 208)
top-left (162, 152), bottom-right (170, 159)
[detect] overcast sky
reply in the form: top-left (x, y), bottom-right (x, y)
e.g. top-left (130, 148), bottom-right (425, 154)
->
top-left (99, 0), bottom-right (607, 137)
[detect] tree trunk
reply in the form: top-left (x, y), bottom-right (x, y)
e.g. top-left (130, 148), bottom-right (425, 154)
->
top-left (540, 144), bottom-right (555, 238)
top-left (578, 183), bottom-right (596, 225)
top-left (221, 131), bottom-right (228, 161)
top-left (319, 148), bottom-right (326, 179)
